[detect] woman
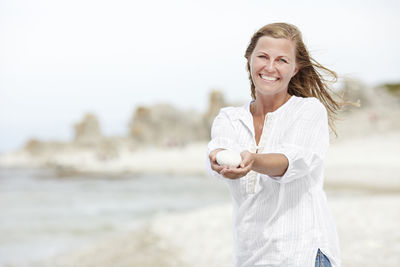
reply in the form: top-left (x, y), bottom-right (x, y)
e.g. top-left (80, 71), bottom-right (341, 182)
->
top-left (207, 23), bottom-right (341, 267)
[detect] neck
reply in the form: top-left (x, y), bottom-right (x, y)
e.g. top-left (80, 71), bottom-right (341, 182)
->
top-left (252, 92), bottom-right (291, 116)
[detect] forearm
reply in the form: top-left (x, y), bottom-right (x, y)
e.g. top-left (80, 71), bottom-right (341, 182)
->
top-left (251, 153), bottom-right (289, 177)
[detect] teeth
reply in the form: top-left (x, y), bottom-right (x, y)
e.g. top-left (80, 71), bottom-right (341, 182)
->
top-left (260, 75), bottom-right (278, 81)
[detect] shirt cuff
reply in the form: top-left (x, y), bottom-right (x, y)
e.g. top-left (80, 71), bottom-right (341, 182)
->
top-left (268, 144), bottom-right (324, 184)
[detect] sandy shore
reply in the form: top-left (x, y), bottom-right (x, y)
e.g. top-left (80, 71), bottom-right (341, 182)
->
top-left (2, 107), bottom-right (399, 266)
top-left (2, 130), bottom-right (399, 190)
top-left (0, 142), bottom-right (208, 176)
top-left (325, 130), bottom-right (400, 192)
top-left (27, 130), bottom-right (400, 267)
top-left (32, 192), bottom-right (399, 267)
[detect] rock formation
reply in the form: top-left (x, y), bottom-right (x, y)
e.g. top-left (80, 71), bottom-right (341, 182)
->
top-left (203, 90), bottom-right (227, 138)
top-left (74, 113), bottom-right (103, 145)
top-left (127, 90), bottom-right (230, 147)
top-left (128, 103), bottom-right (208, 147)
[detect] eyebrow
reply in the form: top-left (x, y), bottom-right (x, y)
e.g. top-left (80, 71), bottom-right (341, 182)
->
top-left (255, 51), bottom-right (291, 58)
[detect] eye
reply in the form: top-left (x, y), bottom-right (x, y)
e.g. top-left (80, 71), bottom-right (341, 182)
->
top-left (279, 58), bottom-right (288, 63)
top-left (258, 55), bottom-right (267, 59)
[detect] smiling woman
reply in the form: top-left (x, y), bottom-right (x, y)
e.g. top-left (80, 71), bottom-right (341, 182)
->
top-left (244, 23), bottom-right (341, 135)
top-left (207, 23), bottom-right (343, 267)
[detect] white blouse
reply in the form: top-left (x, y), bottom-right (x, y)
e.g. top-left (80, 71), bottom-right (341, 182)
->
top-left (207, 95), bottom-right (341, 267)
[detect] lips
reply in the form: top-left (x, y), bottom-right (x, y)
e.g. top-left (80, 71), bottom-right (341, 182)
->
top-left (259, 74), bottom-right (279, 81)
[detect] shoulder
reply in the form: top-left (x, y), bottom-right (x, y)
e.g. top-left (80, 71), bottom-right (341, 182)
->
top-left (218, 103), bottom-right (250, 121)
top-left (293, 96), bottom-right (327, 114)
top-left (286, 96), bottom-right (328, 123)
top-left (220, 103), bottom-right (248, 113)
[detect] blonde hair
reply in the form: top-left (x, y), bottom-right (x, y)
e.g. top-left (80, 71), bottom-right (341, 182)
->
top-left (245, 22), bottom-right (342, 135)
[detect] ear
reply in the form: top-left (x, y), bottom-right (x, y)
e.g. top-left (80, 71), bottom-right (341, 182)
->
top-left (247, 61), bottom-right (253, 77)
top-left (292, 65), bottom-right (299, 77)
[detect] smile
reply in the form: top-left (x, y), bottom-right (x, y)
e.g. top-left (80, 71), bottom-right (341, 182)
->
top-left (259, 74), bottom-right (279, 81)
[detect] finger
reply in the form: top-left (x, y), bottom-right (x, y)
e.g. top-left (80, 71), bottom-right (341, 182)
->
top-left (240, 158), bottom-right (250, 168)
top-left (219, 166), bottom-right (229, 174)
top-left (220, 166), bottom-right (233, 177)
top-left (209, 153), bottom-right (216, 162)
top-left (209, 150), bottom-right (222, 165)
top-left (230, 165), bottom-right (252, 177)
top-left (221, 168), bottom-right (245, 179)
top-left (209, 148), bottom-right (224, 161)
top-left (240, 153), bottom-right (252, 168)
top-left (241, 164), bottom-right (252, 174)
top-left (211, 163), bottom-right (224, 173)
top-left (221, 172), bottom-right (238, 179)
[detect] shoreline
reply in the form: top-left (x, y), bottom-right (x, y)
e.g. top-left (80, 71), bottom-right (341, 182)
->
top-left (31, 189), bottom-right (400, 267)
top-left (0, 142), bottom-right (209, 177)
top-left (1, 130), bottom-right (399, 192)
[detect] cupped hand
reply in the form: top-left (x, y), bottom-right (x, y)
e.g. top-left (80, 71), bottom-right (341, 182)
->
top-left (209, 148), bottom-right (225, 174)
top-left (209, 149), bottom-right (254, 179)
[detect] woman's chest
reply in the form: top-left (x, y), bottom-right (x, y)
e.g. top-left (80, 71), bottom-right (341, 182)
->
top-left (232, 115), bottom-right (293, 152)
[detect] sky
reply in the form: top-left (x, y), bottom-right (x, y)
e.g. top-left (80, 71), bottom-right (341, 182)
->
top-left (1, 0), bottom-right (399, 153)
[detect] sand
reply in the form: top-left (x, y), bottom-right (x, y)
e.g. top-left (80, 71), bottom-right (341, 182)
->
top-left (0, 142), bottom-right (208, 176)
top-left (2, 106), bottom-right (399, 266)
top-left (31, 193), bottom-right (400, 267)
top-left (325, 130), bottom-right (400, 192)
top-left (26, 129), bottom-right (400, 267)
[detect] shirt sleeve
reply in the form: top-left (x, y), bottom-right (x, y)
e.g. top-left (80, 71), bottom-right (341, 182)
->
top-left (267, 99), bottom-right (330, 184)
top-left (206, 108), bottom-right (242, 179)
top-left (207, 108), bottom-right (243, 154)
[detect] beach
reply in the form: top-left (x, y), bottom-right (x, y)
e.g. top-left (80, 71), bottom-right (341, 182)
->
top-left (1, 104), bottom-right (400, 266)
top-left (0, 128), bottom-right (397, 266)
top-left (30, 192), bottom-right (400, 267)
top-left (39, 130), bottom-right (400, 267)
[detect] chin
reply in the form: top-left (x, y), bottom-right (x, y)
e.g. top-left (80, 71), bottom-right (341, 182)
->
top-left (255, 88), bottom-right (282, 97)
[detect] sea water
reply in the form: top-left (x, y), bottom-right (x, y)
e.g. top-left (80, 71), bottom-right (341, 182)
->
top-left (0, 167), bottom-right (230, 266)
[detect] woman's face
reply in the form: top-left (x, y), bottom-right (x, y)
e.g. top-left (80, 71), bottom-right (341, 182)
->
top-left (249, 36), bottom-right (298, 98)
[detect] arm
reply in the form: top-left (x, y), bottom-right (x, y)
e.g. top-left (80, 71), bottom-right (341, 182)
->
top-left (247, 152), bottom-right (289, 177)
top-left (217, 151), bottom-right (288, 178)
top-left (270, 100), bottom-right (330, 183)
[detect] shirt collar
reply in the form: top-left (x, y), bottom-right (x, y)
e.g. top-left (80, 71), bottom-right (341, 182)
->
top-left (225, 95), bottom-right (297, 136)
top-left (228, 95), bottom-right (296, 121)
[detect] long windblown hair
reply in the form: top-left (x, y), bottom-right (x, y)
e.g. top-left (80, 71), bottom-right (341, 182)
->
top-left (245, 22), bottom-right (343, 135)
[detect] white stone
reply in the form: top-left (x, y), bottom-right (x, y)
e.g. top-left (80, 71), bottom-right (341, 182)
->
top-left (216, 150), bottom-right (242, 168)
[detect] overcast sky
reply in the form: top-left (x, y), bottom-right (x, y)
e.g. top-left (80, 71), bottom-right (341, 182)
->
top-left (1, 0), bottom-right (399, 153)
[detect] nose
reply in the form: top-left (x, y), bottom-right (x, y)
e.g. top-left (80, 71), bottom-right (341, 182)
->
top-left (264, 59), bottom-right (275, 72)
